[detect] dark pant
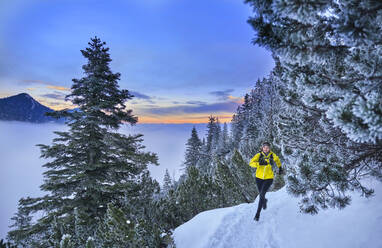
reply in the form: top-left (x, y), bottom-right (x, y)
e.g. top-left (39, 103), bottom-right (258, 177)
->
top-left (255, 177), bottom-right (273, 215)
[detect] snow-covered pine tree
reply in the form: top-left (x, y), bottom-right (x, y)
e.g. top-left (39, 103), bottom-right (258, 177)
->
top-left (230, 150), bottom-right (258, 203)
top-left (7, 36), bottom-right (160, 246)
top-left (230, 95), bottom-right (250, 150)
top-left (196, 118), bottom-right (213, 175)
top-left (155, 187), bottom-right (183, 230)
top-left (183, 126), bottom-right (202, 170)
top-left (199, 115), bottom-right (221, 175)
top-left (85, 237), bottom-right (95, 248)
top-left (214, 159), bottom-right (244, 207)
top-left (245, 0), bottom-right (382, 213)
top-left (60, 234), bottom-right (73, 248)
top-left (212, 117), bottom-right (222, 154)
top-left (0, 239), bottom-right (16, 248)
top-left (162, 169), bottom-right (174, 196)
top-left (219, 122), bottom-right (230, 154)
top-left (230, 112), bottom-right (244, 149)
top-left (96, 203), bottom-right (137, 247)
top-left (176, 166), bottom-right (218, 221)
top-left (240, 79), bottom-right (267, 159)
top-left (6, 203), bottom-right (32, 247)
top-left (205, 115), bottom-right (218, 155)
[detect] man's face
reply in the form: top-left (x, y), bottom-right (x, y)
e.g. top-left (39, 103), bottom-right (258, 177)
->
top-left (262, 145), bottom-right (270, 153)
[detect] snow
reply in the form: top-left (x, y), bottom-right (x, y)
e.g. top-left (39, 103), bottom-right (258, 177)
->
top-left (30, 98), bottom-right (35, 110)
top-left (173, 180), bottom-right (382, 248)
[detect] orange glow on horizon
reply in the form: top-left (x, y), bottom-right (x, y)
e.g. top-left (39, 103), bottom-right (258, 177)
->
top-left (228, 95), bottom-right (244, 104)
top-left (46, 85), bottom-right (71, 91)
top-left (136, 114), bottom-right (233, 124)
top-left (0, 92), bottom-right (236, 124)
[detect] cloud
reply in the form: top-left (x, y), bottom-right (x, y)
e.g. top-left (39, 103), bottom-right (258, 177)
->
top-left (39, 93), bottom-right (66, 100)
top-left (19, 80), bottom-right (70, 92)
top-left (186, 100), bottom-right (207, 105)
top-left (19, 79), bottom-right (52, 85)
top-left (209, 89), bottom-right (234, 100)
top-left (130, 91), bottom-right (151, 100)
top-left (46, 85), bottom-right (70, 91)
top-left (130, 91), bottom-right (155, 103)
top-left (46, 101), bottom-right (64, 106)
top-left (140, 100), bottom-right (240, 115)
top-left (227, 95), bottom-right (244, 104)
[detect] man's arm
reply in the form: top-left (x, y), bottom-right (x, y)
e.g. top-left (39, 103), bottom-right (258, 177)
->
top-left (249, 153), bottom-right (260, 168)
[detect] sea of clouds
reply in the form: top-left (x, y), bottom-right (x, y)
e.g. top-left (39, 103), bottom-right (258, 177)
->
top-left (0, 120), bottom-right (210, 240)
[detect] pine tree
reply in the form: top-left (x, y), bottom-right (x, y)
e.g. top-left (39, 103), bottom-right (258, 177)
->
top-left (176, 166), bottom-right (218, 221)
top-left (183, 126), bottom-right (202, 170)
top-left (200, 115), bottom-right (221, 175)
top-left (7, 37), bottom-right (159, 246)
top-left (231, 111), bottom-right (245, 149)
top-left (6, 203), bottom-right (32, 247)
top-left (205, 115), bottom-right (217, 154)
top-left (60, 234), bottom-right (73, 248)
top-left (212, 117), bottom-right (222, 154)
top-left (155, 189), bottom-right (183, 230)
top-left (0, 239), bottom-right (16, 248)
top-left (230, 150), bottom-right (258, 203)
top-left (96, 203), bottom-right (138, 247)
top-left (217, 122), bottom-right (230, 155)
top-left (214, 160), bottom-right (245, 207)
top-left (162, 169), bottom-right (173, 196)
top-left (245, 0), bottom-right (382, 213)
top-left (85, 237), bottom-right (95, 248)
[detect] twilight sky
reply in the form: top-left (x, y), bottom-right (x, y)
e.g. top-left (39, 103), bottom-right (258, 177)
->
top-left (0, 0), bottom-right (274, 123)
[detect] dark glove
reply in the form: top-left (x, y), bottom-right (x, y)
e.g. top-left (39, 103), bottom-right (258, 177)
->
top-left (278, 167), bottom-right (284, 175)
top-left (259, 157), bottom-right (267, 165)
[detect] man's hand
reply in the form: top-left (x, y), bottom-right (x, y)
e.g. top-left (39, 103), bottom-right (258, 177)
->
top-left (278, 167), bottom-right (284, 175)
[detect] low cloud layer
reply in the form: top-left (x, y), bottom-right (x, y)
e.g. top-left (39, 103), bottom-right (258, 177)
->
top-left (0, 121), bottom-right (210, 240)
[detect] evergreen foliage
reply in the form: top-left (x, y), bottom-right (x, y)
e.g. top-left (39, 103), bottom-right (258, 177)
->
top-left (183, 127), bottom-right (202, 170)
top-left (244, 0), bottom-right (382, 213)
top-left (7, 37), bottom-right (168, 247)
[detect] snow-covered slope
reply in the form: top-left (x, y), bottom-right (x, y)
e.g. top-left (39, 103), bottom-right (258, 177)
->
top-left (173, 180), bottom-right (382, 248)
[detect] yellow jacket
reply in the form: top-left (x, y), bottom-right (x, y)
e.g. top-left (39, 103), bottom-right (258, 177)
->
top-left (249, 151), bottom-right (282, 179)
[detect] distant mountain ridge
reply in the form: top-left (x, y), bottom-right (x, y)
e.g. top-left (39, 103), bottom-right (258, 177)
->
top-left (0, 93), bottom-right (72, 123)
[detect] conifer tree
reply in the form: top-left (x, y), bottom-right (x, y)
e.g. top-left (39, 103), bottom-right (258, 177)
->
top-left (205, 115), bottom-right (217, 154)
top-left (183, 126), bottom-right (202, 170)
top-left (7, 36), bottom-right (159, 246)
top-left (217, 122), bottom-right (230, 155)
top-left (245, 0), bottom-right (382, 213)
top-left (231, 111), bottom-right (245, 149)
top-left (230, 150), bottom-right (258, 203)
top-left (96, 203), bottom-right (137, 247)
top-left (85, 237), bottom-right (95, 248)
top-left (162, 169), bottom-right (173, 196)
top-left (200, 115), bottom-right (221, 175)
top-left (214, 160), bottom-right (245, 207)
top-left (176, 166), bottom-right (217, 221)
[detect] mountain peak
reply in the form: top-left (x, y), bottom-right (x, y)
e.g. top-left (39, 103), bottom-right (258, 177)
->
top-left (16, 92), bottom-right (32, 98)
top-left (0, 92), bottom-right (65, 123)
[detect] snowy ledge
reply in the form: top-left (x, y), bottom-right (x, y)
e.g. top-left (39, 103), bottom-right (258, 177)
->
top-left (173, 181), bottom-right (382, 248)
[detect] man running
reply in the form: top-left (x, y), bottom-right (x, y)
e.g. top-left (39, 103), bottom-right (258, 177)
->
top-left (249, 142), bottom-right (283, 221)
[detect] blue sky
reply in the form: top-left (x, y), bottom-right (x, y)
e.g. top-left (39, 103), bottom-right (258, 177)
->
top-left (0, 0), bottom-right (274, 123)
